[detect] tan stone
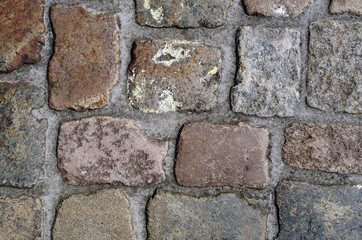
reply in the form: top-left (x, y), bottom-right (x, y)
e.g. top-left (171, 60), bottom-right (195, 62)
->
top-left (330, 0), bottom-right (362, 16)
top-left (244, 0), bottom-right (314, 16)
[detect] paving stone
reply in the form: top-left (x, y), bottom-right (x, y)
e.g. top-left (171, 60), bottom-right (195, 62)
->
top-left (0, 196), bottom-right (43, 240)
top-left (128, 40), bottom-right (222, 113)
top-left (147, 190), bottom-right (267, 239)
top-left (58, 116), bottom-right (168, 186)
top-left (282, 122), bottom-right (361, 175)
top-left (53, 189), bottom-right (136, 240)
top-left (48, 5), bottom-right (120, 111)
top-left (277, 181), bottom-right (362, 240)
top-left (175, 122), bottom-right (270, 189)
top-left (330, 0), bottom-right (362, 16)
top-left (0, 82), bottom-right (47, 188)
top-left (307, 20), bottom-right (361, 113)
top-left (0, 0), bottom-right (45, 72)
top-left (135, 0), bottom-right (231, 28)
top-left (244, 0), bottom-right (314, 17)
top-left (231, 26), bottom-right (301, 117)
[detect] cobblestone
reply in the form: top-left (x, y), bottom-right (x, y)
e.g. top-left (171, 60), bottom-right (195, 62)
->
top-left (330, 0), bottom-right (362, 16)
top-left (243, 0), bottom-right (314, 17)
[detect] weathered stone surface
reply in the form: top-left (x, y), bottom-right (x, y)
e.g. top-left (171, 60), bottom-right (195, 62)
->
top-left (175, 122), bottom-right (270, 189)
top-left (135, 0), bottom-right (231, 28)
top-left (0, 0), bottom-right (45, 72)
top-left (231, 26), bottom-right (301, 117)
top-left (307, 20), bottom-right (361, 113)
top-left (0, 82), bottom-right (47, 188)
top-left (0, 196), bottom-right (43, 240)
top-left (282, 123), bottom-right (361, 175)
top-left (147, 191), bottom-right (267, 239)
top-left (128, 40), bottom-right (222, 113)
top-left (48, 5), bottom-right (120, 111)
top-left (53, 189), bottom-right (136, 240)
top-left (277, 181), bottom-right (362, 240)
top-left (330, 0), bottom-right (362, 16)
top-left (58, 116), bottom-right (168, 186)
top-left (244, 0), bottom-right (313, 17)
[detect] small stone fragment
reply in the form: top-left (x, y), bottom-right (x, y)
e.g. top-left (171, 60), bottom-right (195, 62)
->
top-left (58, 116), bottom-right (168, 186)
top-left (147, 191), bottom-right (267, 239)
top-left (48, 5), bottom-right (120, 111)
top-left (330, 0), bottom-right (362, 16)
top-left (53, 189), bottom-right (136, 240)
top-left (244, 0), bottom-right (314, 17)
top-left (0, 0), bottom-right (45, 72)
top-left (175, 122), bottom-right (270, 189)
top-left (135, 0), bottom-right (231, 28)
top-left (128, 40), bottom-right (222, 113)
top-left (307, 20), bottom-right (361, 113)
top-left (282, 123), bottom-right (361, 175)
top-left (231, 26), bottom-right (301, 117)
top-left (0, 82), bottom-right (47, 188)
top-left (277, 181), bottom-right (362, 240)
top-left (0, 196), bottom-right (43, 240)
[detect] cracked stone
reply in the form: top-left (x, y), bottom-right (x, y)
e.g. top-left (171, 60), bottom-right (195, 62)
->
top-left (147, 190), bottom-right (267, 239)
top-left (53, 189), bottom-right (136, 240)
top-left (0, 82), bottom-right (47, 188)
top-left (277, 181), bottom-right (362, 240)
top-left (58, 116), bottom-right (168, 186)
top-left (231, 26), bottom-right (301, 117)
top-left (135, 0), bottom-right (231, 28)
top-left (330, 0), bottom-right (362, 16)
top-left (244, 0), bottom-right (314, 17)
top-left (307, 20), bottom-right (361, 113)
top-left (282, 122), bottom-right (361, 175)
top-left (128, 39), bottom-right (222, 113)
top-left (175, 122), bottom-right (270, 189)
top-left (48, 5), bottom-right (120, 111)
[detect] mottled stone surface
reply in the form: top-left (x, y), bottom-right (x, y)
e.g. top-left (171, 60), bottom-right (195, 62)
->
top-left (330, 0), bottom-right (362, 16)
top-left (175, 122), bottom-right (270, 189)
top-left (282, 123), bottom-right (361, 175)
top-left (48, 5), bottom-right (120, 111)
top-left (58, 116), bottom-right (168, 186)
top-left (0, 196), bottom-right (43, 240)
top-left (244, 0), bottom-right (314, 17)
top-left (147, 191), bottom-right (267, 239)
top-left (307, 20), bottom-right (361, 113)
top-left (231, 26), bottom-right (301, 117)
top-left (135, 0), bottom-right (231, 28)
top-left (277, 181), bottom-right (362, 240)
top-left (0, 82), bottom-right (47, 188)
top-left (53, 189), bottom-right (136, 240)
top-left (128, 40), bottom-right (222, 113)
top-left (0, 0), bottom-right (45, 72)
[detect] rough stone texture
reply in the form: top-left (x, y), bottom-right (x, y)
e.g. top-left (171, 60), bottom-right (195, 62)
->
top-left (128, 40), bottom-right (222, 113)
top-left (0, 196), bottom-right (43, 240)
top-left (330, 0), bottom-right (362, 16)
top-left (48, 5), bottom-right (120, 111)
top-left (231, 26), bottom-right (301, 117)
top-left (282, 122), bottom-right (361, 175)
top-left (135, 0), bottom-right (231, 28)
top-left (147, 191), bottom-right (267, 239)
top-left (244, 0), bottom-right (314, 17)
top-left (0, 82), bottom-right (47, 188)
top-left (277, 181), bottom-right (362, 240)
top-left (0, 0), bottom-right (45, 72)
top-left (175, 122), bottom-right (270, 189)
top-left (307, 20), bottom-right (361, 113)
top-left (53, 189), bottom-right (136, 240)
top-left (58, 116), bottom-right (168, 186)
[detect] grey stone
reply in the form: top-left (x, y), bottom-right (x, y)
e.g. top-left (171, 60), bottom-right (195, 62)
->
top-left (330, 0), bottom-right (362, 16)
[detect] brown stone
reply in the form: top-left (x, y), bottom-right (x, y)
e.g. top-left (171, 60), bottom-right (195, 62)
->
top-left (128, 40), bottom-right (222, 113)
top-left (0, 196), bottom-right (43, 240)
top-left (58, 116), bottom-right (168, 186)
top-left (282, 123), bottom-right (361, 174)
top-left (53, 189), bottom-right (136, 240)
top-left (48, 5), bottom-right (120, 111)
top-left (0, 0), bottom-right (45, 72)
top-left (244, 0), bottom-right (314, 16)
top-left (330, 0), bottom-right (362, 15)
top-left (175, 122), bottom-right (270, 189)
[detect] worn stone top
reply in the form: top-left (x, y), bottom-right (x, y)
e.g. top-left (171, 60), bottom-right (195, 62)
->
top-left (244, 0), bottom-right (314, 17)
top-left (330, 0), bottom-right (362, 16)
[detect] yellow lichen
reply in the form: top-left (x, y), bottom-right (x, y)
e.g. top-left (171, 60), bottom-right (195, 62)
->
top-left (152, 42), bottom-right (191, 66)
top-left (208, 66), bottom-right (218, 75)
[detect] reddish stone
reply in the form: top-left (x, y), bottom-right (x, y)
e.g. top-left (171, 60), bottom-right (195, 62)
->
top-left (244, 0), bottom-right (314, 16)
top-left (330, 0), bottom-right (362, 16)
